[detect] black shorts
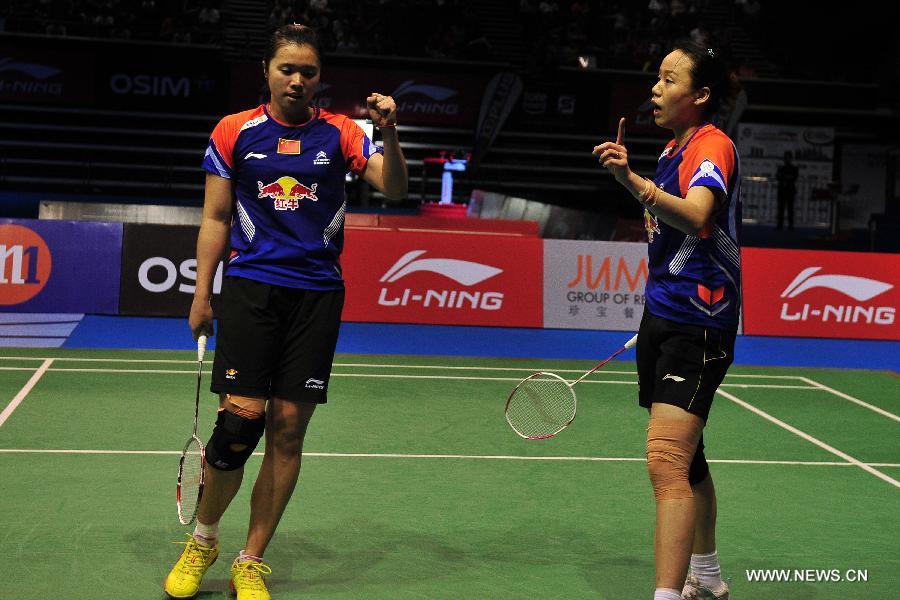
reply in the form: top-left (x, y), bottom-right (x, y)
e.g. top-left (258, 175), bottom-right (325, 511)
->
top-left (636, 310), bottom-right (736, 422)
top-left (211, 276), bottom-right (345, 403)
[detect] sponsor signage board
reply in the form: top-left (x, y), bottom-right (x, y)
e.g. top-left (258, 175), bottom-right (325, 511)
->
top-left (543, 240), bottom-right (647, 331)
top-left (0, 219), bottom-right (121, 313)
top-left (119, 224), bottom-right (223, 316)
top-left (341, 229), bottom-right (543, 327)
top-left (231, 63), bottom-right (489, 126)
top-left (742, 247), bottom-right (899, 340)
top-left (0, 47), bottom-right (95, 106)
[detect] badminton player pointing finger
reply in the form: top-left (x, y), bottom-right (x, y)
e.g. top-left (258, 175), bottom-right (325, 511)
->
top-left (165, 24), bottom-right (407, 600)
top-left (595, 41), bottom-right (741, 600)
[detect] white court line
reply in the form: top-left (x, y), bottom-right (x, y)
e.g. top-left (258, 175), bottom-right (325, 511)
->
top-left (0, 359), bottom-right (53, 427)
top-left (0, 366), bottom-right (819, 390)
top-left (798, 376), bottom-right (900, 423)
top-left (0, 448), bottom-right (897, 468)
top-left (717, 388), bottom-right (900, 489)
top-left (0, 356), bottom-right (804, 379)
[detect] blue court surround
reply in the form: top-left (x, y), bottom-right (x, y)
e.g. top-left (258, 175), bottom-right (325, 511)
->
top-left (61, 315), bottom-right (899, 370)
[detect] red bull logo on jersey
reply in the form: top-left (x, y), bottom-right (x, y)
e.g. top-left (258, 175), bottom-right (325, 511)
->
top-left (257, 177), bottom-right (318, 210)
top-left (644, 209), bottom-right (660, 243)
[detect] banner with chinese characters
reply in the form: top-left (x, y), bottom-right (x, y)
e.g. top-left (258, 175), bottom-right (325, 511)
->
top-left (543, 240), bottom-right (648, 331)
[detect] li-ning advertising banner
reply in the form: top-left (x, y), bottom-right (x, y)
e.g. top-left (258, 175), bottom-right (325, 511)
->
top-left (341, 229), bottom-right (543, 327)
top-left (0, 219), bottom-right (122, 313)
top-left (543, 240), bottom-right (648, 331)
top-left (742, 248), bottom-right (899, 341)
top-left (228, 62), bottom-right (488, 126)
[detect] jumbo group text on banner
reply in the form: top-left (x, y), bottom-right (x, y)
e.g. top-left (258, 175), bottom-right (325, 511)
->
top-left (543, 240), bottom-right (648, 331)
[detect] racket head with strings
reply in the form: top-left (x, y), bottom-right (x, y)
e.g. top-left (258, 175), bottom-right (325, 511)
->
top-left (505, 371), bottom-right (576, 440)
top-left (176, 333), bottom-right (208, 525)
top-left (176, 434), bottom-right (205, 525)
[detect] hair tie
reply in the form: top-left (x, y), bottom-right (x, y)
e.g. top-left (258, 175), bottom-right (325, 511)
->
top-left (707, 48), bottom-right (716, 58)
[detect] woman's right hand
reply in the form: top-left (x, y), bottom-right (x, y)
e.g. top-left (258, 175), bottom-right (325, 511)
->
top-left (592, 117), bottom-right (632, 185)
top-left (189, 296), bottom-right (214, 340)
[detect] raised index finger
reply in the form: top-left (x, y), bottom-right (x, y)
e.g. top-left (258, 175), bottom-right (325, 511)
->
top-left (616, 117), bottom-right (625, 145)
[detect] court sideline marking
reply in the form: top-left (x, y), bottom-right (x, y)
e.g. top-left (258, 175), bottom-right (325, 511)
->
top-left (717, 388), bottom-right (900, 489)
top-left (0, 365), bottom-right (816, 390)
top-left (0, 448), bottom-right (898, 469)
top-left (800, 376), bottom-right (900, 422)
top-left (0, 358), bottom-right (53, 427)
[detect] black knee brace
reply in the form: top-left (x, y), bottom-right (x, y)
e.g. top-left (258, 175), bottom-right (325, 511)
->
top-left (205, 409), bottom-right (266, 471)
top-left (688, 435), bottom-right (710, 486)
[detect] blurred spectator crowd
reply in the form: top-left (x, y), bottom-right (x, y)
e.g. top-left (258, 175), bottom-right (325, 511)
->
top-left (267, 0), bottom-right (491, 60)
top-left (516, 0), bottom-right (759, 75)
top-left (0, 0), bottom-right (224, 44)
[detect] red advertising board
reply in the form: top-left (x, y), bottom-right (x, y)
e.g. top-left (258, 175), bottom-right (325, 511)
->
top-left (742, 248), bottom-right (899, 340)
top-left (342, 229), bottom-right (543, 327)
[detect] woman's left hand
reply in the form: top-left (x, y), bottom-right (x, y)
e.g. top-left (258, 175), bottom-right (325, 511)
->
top-left (593, 117), bottom-right (631, 185)
top-left (366, 92), bottom-right (397, 127)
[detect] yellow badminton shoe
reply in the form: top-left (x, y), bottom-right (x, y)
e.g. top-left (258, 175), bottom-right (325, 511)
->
top-left (163, 534), bottom-right (219, 598)
top-left (230, 557), bottom-right (273, 600)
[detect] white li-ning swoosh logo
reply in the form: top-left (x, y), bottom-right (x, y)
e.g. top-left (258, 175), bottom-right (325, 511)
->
top-left (780, 267), bottom-right (893, 301)
top-left (244, 152), bottom-right (267, 160)
top-left (663, 374), bottom-right (686, 383)
top-left (380, 250), bottom-right (502, 286)
top-left (391, 80), bottom-right (458, 101)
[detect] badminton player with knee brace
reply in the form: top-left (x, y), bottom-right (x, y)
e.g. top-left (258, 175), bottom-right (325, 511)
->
top-left (163, 24), bottom-right (407, 600)
top-left (594, 41), bottom-right (741, 600)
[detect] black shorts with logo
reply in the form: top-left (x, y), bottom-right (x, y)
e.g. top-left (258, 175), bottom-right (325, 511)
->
top-left (211, 276), bottom-right (345, 403)
top-left (636, 310), bottom-right (736, 422)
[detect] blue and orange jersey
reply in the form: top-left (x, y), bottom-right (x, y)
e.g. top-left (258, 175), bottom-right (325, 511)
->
top-left (644, 123), bottom-right (742, 331)
top-left (201, 104), bottom-right (382, 290)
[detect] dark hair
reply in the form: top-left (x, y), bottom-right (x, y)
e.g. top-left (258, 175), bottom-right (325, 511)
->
top-left (671, 40), bottom-right (740, 118)
top-left (264, 24), bottom-right (321, 67)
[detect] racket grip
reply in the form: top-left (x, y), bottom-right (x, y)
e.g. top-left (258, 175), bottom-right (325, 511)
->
top-left (624, 334), bottom-right (638, 350)
top-left (197, 335), bottom-right (208, 362)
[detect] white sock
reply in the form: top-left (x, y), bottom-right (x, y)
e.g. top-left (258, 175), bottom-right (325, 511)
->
top-left (238, 549), bottom-right (263, 563)
top-left (192, 521), bottom-right (219, 544)
top-left (653, 589), bottom-right (681, 600)
top-left (690, 550), bottom-right (724, 590)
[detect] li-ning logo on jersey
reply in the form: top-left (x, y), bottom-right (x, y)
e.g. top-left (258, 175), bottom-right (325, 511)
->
top-left (378, 250), bottom-right (505, 310)
top-left (313, 150), bottom-right (331, 165)
top-left (244, 152), bottom-right (267, 160)
top-left (257, 177), bottom-right (318, 210)
top-left (779, 266), bottom-right (894, 325)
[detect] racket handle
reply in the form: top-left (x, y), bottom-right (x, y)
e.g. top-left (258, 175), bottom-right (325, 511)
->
top-left (197, 335), bottom-right (208, 362)
top-left (624, 334), bottom-right (638, 350)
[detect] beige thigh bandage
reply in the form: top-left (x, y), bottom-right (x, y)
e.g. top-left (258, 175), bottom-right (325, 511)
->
top-left (646, 417), bottom-right (703, 501)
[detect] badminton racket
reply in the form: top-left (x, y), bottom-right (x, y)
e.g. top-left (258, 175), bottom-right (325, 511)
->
top-left (176, 334), bottom-right (207, 525)
top-left (505, 334), bottom-right (637, 440)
